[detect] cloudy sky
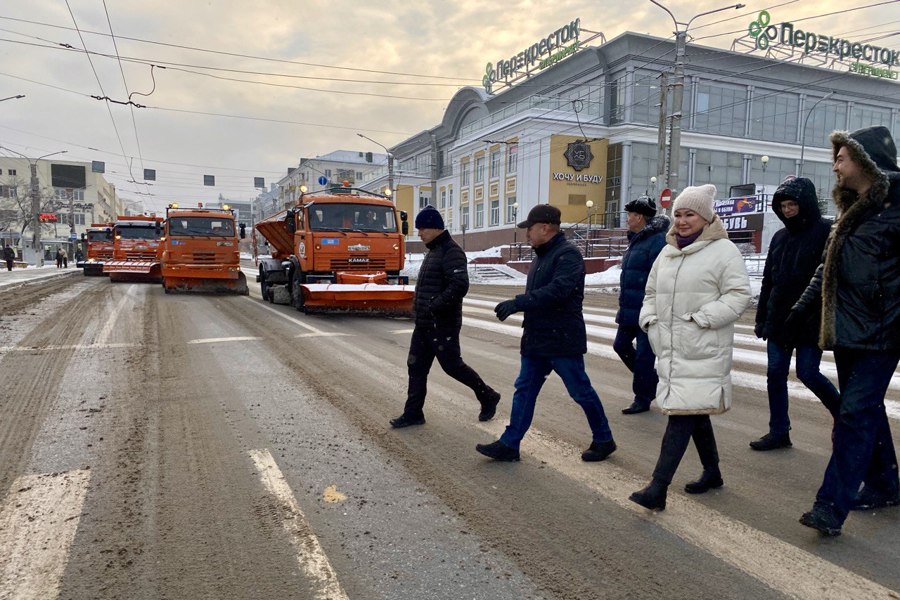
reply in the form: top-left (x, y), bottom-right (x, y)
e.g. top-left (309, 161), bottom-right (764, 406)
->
top-left (1, 0), bottom-right (896, 212)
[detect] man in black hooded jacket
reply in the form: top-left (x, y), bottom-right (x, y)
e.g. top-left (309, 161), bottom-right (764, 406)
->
top-left (791, 125), bottom-right (900, 536)
top-left (751, 177), bottom-right (840, 451)
top-left (390, 205), bottom-right (501, 428)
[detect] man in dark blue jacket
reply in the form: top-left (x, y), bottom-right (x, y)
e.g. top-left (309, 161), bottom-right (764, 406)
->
top-left (476, 204), bottom-right (615, 462)
top-left (390, 206), bottom-right (500, 428)
top-left (751, 177), bottom-right (840, 451)
top-left (615, 196), bottom-right (669, 415)
top-left (792, 125), bottom-right (900, 536)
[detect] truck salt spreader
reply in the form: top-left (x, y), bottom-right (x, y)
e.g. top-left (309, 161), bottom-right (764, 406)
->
top-left (161, 204), bottom-right (249, 294)
top-left (255, 186), bottom-right (414, 316)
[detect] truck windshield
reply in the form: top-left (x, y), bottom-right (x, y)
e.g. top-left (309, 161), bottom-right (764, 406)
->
top-left (308, 204), bottom-right (397, 233)
top-left (168, 217), bottom-right (235, 237)
top-left (87, 230), bottom-right (113, 242)
top-left (116, 226), bottom-right (160, 240)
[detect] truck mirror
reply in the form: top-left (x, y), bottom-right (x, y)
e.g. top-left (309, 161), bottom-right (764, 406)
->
top-left (402, 221), bottom-right (409, 235)
top-left (285, 210), bottom-right (296, 234)
top-left (239, 223), bottom-right (247, 239)
top-left (155, 221), bottom-right (161, 235)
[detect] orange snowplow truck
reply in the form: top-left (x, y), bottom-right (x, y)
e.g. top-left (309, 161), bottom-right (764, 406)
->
top-left (161, 204), bottom-right (249, 294)
top-left (76, 222), bottom-right (114, 276)
top-left (255, 186), bottom-right (413, 316)
top-left (103, 215), bottom-right (164, 282)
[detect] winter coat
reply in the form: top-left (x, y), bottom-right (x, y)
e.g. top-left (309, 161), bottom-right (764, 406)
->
top-left (413, 230), bottom-right (468, 329)
top-left (513, 231), bottom-right (587, 357)
top-left (794, 128), bottom-right (900, 351)
top-left (755, 177), bottom-right (832, 345)
top-left (2, 247), bottom-right (13, 261)
top-left (640, 217), bottom-right (751, 415)
top-left (617, 215), bottom-right (670, 326)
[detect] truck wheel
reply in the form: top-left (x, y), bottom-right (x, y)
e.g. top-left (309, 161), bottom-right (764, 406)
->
top-left (291, 267), bottom-right (305, 312)
top-left (259, 269), bottom-right (272, 302)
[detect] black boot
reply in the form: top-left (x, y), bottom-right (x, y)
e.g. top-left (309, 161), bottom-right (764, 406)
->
top-left (629, 479), bottom-right (668, 511)
top-left (684, 469), bottom-right (724, 494)
top-left (477, 388), bottom-right (501, 422)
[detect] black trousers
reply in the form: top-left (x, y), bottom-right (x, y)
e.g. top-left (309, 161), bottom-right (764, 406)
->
top-left (652, 415), bottom-right (720, 486)
top-left (403, 324), bottom-right (492, 417)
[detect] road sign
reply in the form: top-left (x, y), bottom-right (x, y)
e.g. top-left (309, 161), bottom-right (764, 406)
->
top-left (660, 188), bottom-right (672, 208)
top-left (69, 232), bottom-right (77, 240)
top-left (318, 176), bottom-right (328, 186)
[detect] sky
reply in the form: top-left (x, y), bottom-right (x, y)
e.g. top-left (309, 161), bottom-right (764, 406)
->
top-left (1, 0), bottom-right (897, 213)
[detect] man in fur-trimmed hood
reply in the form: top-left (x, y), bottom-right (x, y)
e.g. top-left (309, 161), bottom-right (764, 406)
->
top-left (791, 125), bottom-right (900, 537)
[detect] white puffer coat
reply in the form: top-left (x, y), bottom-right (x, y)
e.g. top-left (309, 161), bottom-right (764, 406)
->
top-left (639, 218), bottom-right (751, 415)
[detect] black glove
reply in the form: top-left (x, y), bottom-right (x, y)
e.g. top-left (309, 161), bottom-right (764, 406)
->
top-left (754, 323), bottom-right (766, 341)
top-left (781, 310), bottom-right (806, 346)
top-left (494, 299), bottom-right (519, 322)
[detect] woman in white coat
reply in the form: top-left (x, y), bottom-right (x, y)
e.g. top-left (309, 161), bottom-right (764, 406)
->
top-left (629, 184), bottom-right (751, 511)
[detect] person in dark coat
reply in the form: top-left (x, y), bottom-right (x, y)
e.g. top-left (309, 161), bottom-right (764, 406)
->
top-left (390, 205), bottom-right (500, 428)
top-left (615, 196), bottom-right (670, 414)
top-left (3, 245), bottom-right (14, 271)
top-left (55, 247), bottom-right (63, 268)
top-left (476, 204), bottom-right (616, 462)
top-left (790, 125), bottom-right (900, 536)
top-left (750, 177), bottom-right (840, 451)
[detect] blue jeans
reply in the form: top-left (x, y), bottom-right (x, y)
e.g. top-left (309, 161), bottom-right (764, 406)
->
top-left (500, 355), bottom-right (612, 450)
top-left (815, 348), bottom-right (900, 522)
top-left (766, 341), bottom-right (841, 435)
top-left (613, 325), bottom-right (658, 407)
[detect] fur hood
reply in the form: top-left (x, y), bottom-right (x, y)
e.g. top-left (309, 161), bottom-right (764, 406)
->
top-left (772, 176), bottom-right (821, 230)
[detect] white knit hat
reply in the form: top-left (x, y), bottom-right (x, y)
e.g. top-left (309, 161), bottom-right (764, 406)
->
top-left (672, 184), bottom-right (716, 222)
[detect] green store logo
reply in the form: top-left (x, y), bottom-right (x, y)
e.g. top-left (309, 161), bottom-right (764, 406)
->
top-left (748, 11), bottom-right (773, 50)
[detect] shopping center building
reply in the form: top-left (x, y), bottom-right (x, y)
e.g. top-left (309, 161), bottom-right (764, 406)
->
top-left (363, 13), bottom-right (900, 253)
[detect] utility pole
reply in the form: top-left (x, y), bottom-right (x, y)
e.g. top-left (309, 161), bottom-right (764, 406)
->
top-left (650, 1), bottom-right (745, 193)
top-left (430, 134), bottom-right (438, 208)
top-left (656, 71), bottom-right (669, 188)
top-left (357, 133), bottom-right (394, 199)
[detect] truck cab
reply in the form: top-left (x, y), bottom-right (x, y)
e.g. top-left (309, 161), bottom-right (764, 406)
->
top-left (77, 222), bottom-right (114, 276)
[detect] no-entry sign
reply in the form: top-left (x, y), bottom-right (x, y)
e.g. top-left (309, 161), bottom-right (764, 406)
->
top-left (660, 188), bottom-right (672, 208)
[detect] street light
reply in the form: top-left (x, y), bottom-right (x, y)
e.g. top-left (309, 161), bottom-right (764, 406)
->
top-left (651, 0), bottom-right (745, 192)
top-left (512, 202), bottom-right (518, 246)
top-left (649, 175), bottom-right (657, 196)
top-left (761, 155), bottom-right (769, 186)
top-left (798, 91), bottom-right (835, 177)
top-left (0, 146), bottom-right (67, 266)
top-left (585, 200), bottom-right (594, 258)
top-left (357, 133), bottom-right (394, 199)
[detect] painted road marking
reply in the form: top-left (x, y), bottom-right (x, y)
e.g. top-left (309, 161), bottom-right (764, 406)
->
top-left (248, 449), bottom-right (349, 600)
top-left (0, 342), bottom-right (136, 354)
top-left (473, 420), bottom-right (896, 600)
top-left (187, 336), bottom-right (262, 345)
top-left (96, 285), bottom-right (136, 345)
top-left (0, 469), bottom-right (91, 600)
top-left (252, 301), bottom-right (327, 335)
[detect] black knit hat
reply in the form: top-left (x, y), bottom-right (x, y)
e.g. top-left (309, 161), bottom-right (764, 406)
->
top-left (624, 196), bottom-right (657, 217)
top-left (414, 205), bottom-right (444, 229)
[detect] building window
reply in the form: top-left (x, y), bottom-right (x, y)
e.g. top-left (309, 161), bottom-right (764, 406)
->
top-left (324, 169), bottom-right (332, 178)
top-left (54, 188), bottom-right (84, 201)
top-left (692, 83), bottom-right (746, 138)
top-left (461, 205), bottom-right (469, 230)
top-left (74, 213), bottom-right (85, 225)
top-left (750, 89), bottom-right (800, 144)
top-left (440, 189), bottom-right (447, 209)
top-left (489, 150), bottom-right (501, 179)
top-left (475, 157), bottom-right (485, 183)
top-left (475, 202), bottom-right (484, 228)
top-left (489, 199), bottom-right (500, 226)
top-left (7, 169), bottom-right (15, 177)
top-left (506, 196), bottom-right (517, 223)
top-left (507, 145), bottom-right (518, 174)
top-left (419, 192), bottom-right (429, 210)
top-left (461, 161), bottom-right (470, 186)
top-left (0, 185), bottom-right (17, 198)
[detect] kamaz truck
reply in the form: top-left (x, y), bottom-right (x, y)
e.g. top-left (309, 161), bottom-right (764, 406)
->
top-left (161, 204), bottom-right (249, 294)
top-left (76, 222), bottom-right (114, 276)
top-left (103, 215), bottom-right (164, 282)
top-left (255, 186), bottom-right (413, 316)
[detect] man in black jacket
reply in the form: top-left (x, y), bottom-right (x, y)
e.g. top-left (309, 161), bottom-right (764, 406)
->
top-left (751, 177), bottom-right (840, 451)
top-left (791, 125), bottom-right (900, 536)
top-left (476, 204), bottom-right (616, 462)
top-left (390, 205), bottom-right (500, 428)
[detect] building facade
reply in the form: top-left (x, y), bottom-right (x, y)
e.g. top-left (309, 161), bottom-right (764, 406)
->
top-left (372, 26), bottom-right (900, 252)
top-left (0, 156), bottom-right (123, 261)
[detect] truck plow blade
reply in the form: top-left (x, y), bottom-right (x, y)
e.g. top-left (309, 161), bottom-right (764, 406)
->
top-left (104, 261), bottom-right (162, 282)
top-left (163, 272), bottom-right (249, 295)
top-left (301, 283), bottom-right (415, 317)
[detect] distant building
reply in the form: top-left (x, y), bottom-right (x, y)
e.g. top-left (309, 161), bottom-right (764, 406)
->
top-left (0, 156), bottom-right (123, 259)
top-left (276, 150), bottom-right (388, 211)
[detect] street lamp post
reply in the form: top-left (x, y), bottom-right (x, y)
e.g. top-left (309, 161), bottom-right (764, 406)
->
top-left (760, 155), bottom-right (769, 186)
top-left (512, 202), bottom-right (518, 249)
top-left (585, 200), bottom-right (594, 258)
top-left (798, 91), bottom-right (835, 177)
top-left (0, 146), bottom-right (67, 266)
top-left (651, 0), bottom-right (745, 193)
top-left (357, 133), bottom-right (394, 198)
